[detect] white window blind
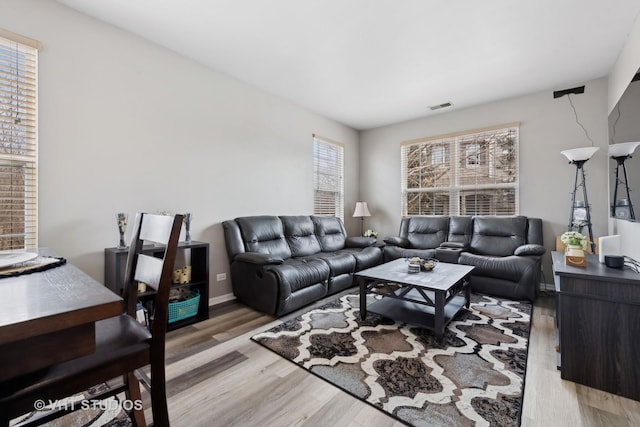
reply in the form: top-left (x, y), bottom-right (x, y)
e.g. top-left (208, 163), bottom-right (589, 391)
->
top-left (313, 135), bottom-right (344, 220)
top-left (401, 124), bottom-right (519, 216)
top-left (0, 32), bottom-right (38, 250)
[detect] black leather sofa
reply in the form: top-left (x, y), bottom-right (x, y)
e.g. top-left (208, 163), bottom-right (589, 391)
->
top-left (383, 215), bottom-right (545, 301)
top-left (223, 215), bottom-right (383, 316)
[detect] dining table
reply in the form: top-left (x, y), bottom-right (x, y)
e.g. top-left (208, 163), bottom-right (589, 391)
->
top-left (0, 249), bottom-right (123, 382)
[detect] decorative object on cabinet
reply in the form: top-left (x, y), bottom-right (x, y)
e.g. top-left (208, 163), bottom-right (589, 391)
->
top-left (598, 234), bottom-right (622, 263)
top-left (604, 255), bottom-right (625, 268)
top-left (116, 212), bottom-right (128, 248)
top-left (609, 141), bottom-right (640, 220)
top-left (560, 231), bottom-right (588, 267)
top-left (352, 201), bottom-right (371, 236)
top-left (183, 212), bottom-right (192, 242)
top-left (105, 241), bottom-right (209, 330)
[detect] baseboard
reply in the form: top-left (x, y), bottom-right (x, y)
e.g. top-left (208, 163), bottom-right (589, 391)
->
top-left (540, 282), bottom-right (556, 292)
top-left (209, 293), bottom-right (236, 307)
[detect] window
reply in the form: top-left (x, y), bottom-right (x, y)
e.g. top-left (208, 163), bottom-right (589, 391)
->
top-left (401, 123), bottom-right (519, 216)
top-left (313, 135), bottom-right (344, 220)
top-left (0, 31), bottom-right (39, 250)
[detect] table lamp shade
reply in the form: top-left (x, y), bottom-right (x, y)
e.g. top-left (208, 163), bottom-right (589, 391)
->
top-left (353, 202), bottom-right (371, 217)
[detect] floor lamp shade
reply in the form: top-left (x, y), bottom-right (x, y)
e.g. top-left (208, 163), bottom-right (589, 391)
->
top-left (560, 147), bottom-right (599, 162)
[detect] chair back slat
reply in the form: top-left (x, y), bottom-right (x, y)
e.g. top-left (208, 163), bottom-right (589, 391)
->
top-left (133, 254), bottom-right (163, 290)
top-left (139, 215), bottom-right (179, 244)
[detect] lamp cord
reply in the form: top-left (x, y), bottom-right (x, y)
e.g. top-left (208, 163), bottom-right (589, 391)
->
top-left (610, 102), bottom-right (621, 144)
top-left (624, 256), bottom-right (640, 273)
top-left (567, 94), bottom-right (596, 147)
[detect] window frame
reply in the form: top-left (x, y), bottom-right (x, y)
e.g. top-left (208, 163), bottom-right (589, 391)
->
top-left (313, 135), bottom-right (344, 221)
top-left (0, 30), bottom-right (40, 250)
top-left (401, 123), bottom-right (519, 217)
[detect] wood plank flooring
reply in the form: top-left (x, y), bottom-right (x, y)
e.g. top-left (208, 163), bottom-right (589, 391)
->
top-left (156, 291), bottom-right (640, 426)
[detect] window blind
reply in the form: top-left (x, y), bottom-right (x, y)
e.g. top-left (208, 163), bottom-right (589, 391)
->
top-left (401, 124), bottom-right (519, 216)
top-left (0, 33), bottom-right (38, 250)
top-left (313, 135), bottom-right (344, 220)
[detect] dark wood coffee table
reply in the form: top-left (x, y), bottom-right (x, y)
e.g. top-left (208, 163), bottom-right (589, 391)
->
top-left (356, 258), bottom-right (475, 340)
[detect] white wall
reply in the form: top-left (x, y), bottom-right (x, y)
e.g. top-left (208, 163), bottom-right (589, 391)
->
top-left (608, 14), bottom-right (640, 260)
top-left (360, 78), bottom-right (610, 282)
top-left (0, 0), bottom-right (359, 299)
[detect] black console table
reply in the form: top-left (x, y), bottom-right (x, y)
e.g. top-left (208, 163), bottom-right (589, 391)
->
top-left (552, 251), bottom-right (640, 401)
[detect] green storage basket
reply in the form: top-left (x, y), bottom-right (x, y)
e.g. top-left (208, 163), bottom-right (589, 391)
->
top-left (168, 289), bottom-right (200, 323)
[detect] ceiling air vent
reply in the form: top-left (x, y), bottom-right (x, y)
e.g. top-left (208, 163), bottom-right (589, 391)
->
top-left (430, 102), bottom-right (453, 111)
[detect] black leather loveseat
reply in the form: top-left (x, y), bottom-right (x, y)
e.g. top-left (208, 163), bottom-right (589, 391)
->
top-left (223, 215), bottom-right (383, 316)
top-left (383, 215), bottom-right (545, 301)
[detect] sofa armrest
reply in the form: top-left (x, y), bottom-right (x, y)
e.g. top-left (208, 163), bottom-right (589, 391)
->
top-left (435, 246), bottom-right (463, 263)
top-left (514, 244), bottom-right (546, 256)
top-left (346, 236), bottom-right (376, 248)
top-left (383, 236), bottom-right (410, 248)
top-left (234, 252), bottom-right (284, 265)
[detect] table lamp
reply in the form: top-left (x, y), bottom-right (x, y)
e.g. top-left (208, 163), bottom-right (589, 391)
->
top-left (352, 202), bottom-right (371, 236)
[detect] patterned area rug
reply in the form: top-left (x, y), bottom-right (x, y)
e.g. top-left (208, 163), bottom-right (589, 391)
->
top-left (252, 292), bottom-right (532, 427)
top-left (12, 383), bottom-right (132, 427)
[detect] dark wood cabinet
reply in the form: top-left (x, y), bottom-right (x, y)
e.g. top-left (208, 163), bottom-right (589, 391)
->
top-left (105, 241), bottom-right (209, 330)
top-left (552, 251), bottom-right (640, 401)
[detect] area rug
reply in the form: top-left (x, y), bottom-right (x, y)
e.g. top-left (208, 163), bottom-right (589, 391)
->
top-left (11, 383), bottom-right (132, 427)
top-left (251, 292), bottom-right (532, 427)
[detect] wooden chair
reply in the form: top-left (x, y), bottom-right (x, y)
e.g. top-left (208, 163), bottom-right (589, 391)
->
top-left (0, 212), bottom-right (184, 427)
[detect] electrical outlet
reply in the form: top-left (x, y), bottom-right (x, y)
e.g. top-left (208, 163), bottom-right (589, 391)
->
top-left (216, 273), bottom-right (226, 282)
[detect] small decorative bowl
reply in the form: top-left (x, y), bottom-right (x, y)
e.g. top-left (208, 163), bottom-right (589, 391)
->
top-left (405, 257), bottom-right (438, 272)
top-left (422, 258), bottom-right (439, 271)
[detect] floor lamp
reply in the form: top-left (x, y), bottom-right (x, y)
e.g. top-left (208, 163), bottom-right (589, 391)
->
top-left (353, 202), bottom-right (371, 236)
top-left (561, 147), bottom-right (599, 253)
top-left (609, 142), bottom-right (640, 220)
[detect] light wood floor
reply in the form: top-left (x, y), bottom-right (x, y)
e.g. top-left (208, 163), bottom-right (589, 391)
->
top-left (156, 291), bottom-right (640, 426)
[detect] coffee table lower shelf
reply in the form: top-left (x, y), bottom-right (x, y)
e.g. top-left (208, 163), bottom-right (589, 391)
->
top-left (368, 292), bottom-right (467, 331)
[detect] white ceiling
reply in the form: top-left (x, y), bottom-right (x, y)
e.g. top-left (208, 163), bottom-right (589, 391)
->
top-left (55, 0), bottom-right (640, 130)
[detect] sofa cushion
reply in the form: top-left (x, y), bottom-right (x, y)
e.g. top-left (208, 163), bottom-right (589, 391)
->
top-left (406, 216), bottom-right (449, 249)
top-left (311, 252), bottom-right (356, 276)
top-left (338, 246), bottom-right (383, 271)
top-left (236, 216), bottom-right (291, 259)
top-left (311, 216), bottom-right (347, 251)
top-left (264, 258), bottom-right (330, 293)
top-left (469, 216), bottom-right (527, 257)
top-left (280, 216), bottom-right (322, 257)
